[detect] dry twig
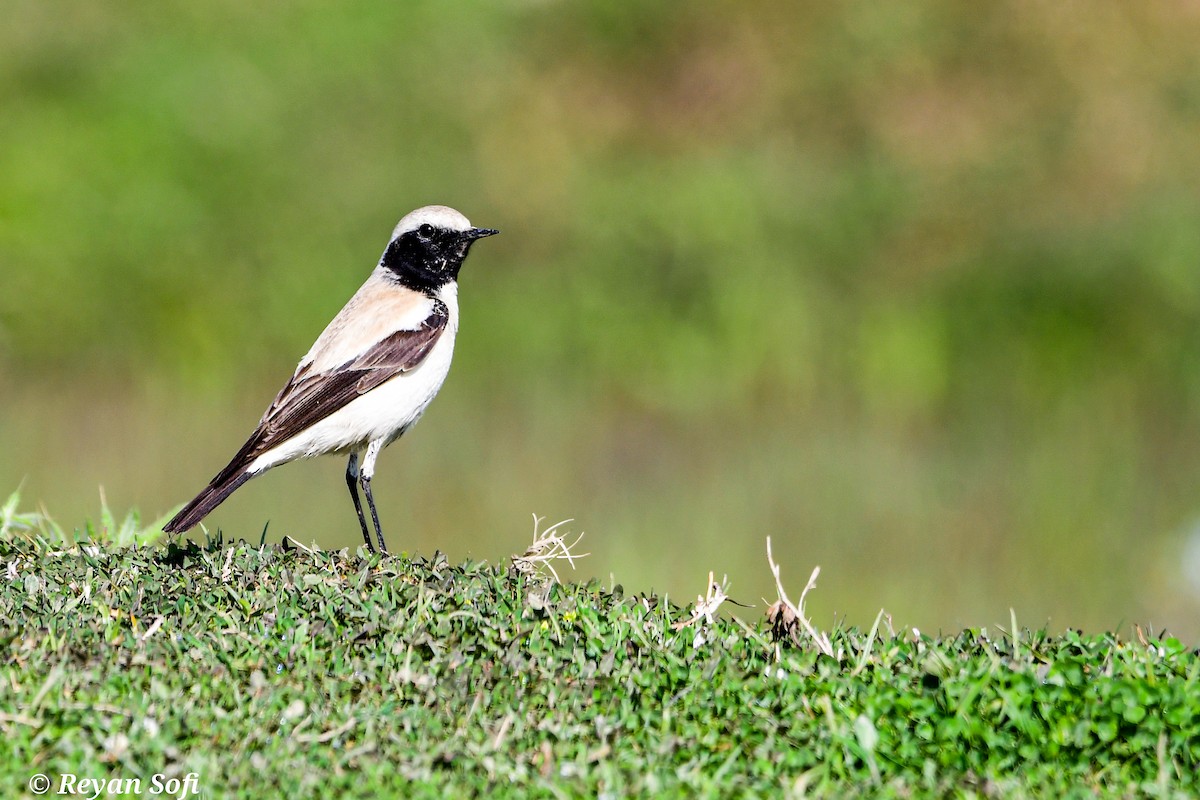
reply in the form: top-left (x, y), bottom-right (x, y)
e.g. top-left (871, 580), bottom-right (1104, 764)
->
top-left (511, 515), bottom-right (589, 583)
top-left (673, 571), bottom-right (732, 631)
top-left (764, 536), bottom-right (836, 658)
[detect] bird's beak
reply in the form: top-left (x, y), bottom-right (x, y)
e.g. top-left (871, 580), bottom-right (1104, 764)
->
top-left (463, 227), bottom-right (499, 241)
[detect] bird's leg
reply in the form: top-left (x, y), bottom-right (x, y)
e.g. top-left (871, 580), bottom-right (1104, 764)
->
top-left (360, 476), bottom-right (387, 555)
top-left (360, 440), bottom-right (388, 554)
top-left (345, 452), bottom-right (373, 552)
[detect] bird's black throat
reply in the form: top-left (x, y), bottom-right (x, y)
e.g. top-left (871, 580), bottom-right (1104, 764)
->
top-left (380, 228), bottom-right (472, 294)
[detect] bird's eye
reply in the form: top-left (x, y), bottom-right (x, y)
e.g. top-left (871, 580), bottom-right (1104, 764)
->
top-left (417, 224), bottom-right (435, 239)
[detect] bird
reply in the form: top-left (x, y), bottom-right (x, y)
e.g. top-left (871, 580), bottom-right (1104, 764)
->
top-left (162, 205), bottom-right (498, 553)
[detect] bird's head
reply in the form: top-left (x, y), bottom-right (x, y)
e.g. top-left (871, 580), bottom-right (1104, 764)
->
top-left (381, 205), bottom-right (498, 291)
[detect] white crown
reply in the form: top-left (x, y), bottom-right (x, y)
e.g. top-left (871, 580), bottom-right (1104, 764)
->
top-left (391, 205), bottom-right (473, 240)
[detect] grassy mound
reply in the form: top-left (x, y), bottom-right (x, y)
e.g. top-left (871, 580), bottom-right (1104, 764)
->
top-left (1, 534), bottom-right (1197, 797)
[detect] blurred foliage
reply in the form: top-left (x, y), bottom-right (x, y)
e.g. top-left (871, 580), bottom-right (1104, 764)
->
top-left (3, 2), bottom-right (1200, 636)
top-left (0, 486), bottom-right (169, 548)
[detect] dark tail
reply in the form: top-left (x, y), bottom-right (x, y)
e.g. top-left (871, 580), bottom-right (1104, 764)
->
top-left (163, 470), bottom-right (253, 533)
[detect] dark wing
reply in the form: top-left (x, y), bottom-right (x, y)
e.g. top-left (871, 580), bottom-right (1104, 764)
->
top-left (209, 301), bottom-right (449, 485)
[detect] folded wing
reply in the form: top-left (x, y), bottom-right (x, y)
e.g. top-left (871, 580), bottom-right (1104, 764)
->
top-left (236, 299), bottom-right (449, 476)
top-left (162, 301), bottom-right (449, 533)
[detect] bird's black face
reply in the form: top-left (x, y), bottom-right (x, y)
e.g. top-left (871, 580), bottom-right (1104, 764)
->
top-left (381, 223), bottom-right (498, 294)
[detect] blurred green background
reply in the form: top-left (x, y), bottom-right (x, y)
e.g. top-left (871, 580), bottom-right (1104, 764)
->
top-left (4, 2), bottom-right (1200, 638)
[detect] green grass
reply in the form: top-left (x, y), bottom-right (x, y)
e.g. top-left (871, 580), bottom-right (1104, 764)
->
top-left (1, 506), bottom-right (1198, 797)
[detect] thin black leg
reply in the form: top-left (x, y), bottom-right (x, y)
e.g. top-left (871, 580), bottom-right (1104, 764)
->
top-left (346, 455), bottom-right (373, 552)
top-left (361, 474), bottom-right (388, 554)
